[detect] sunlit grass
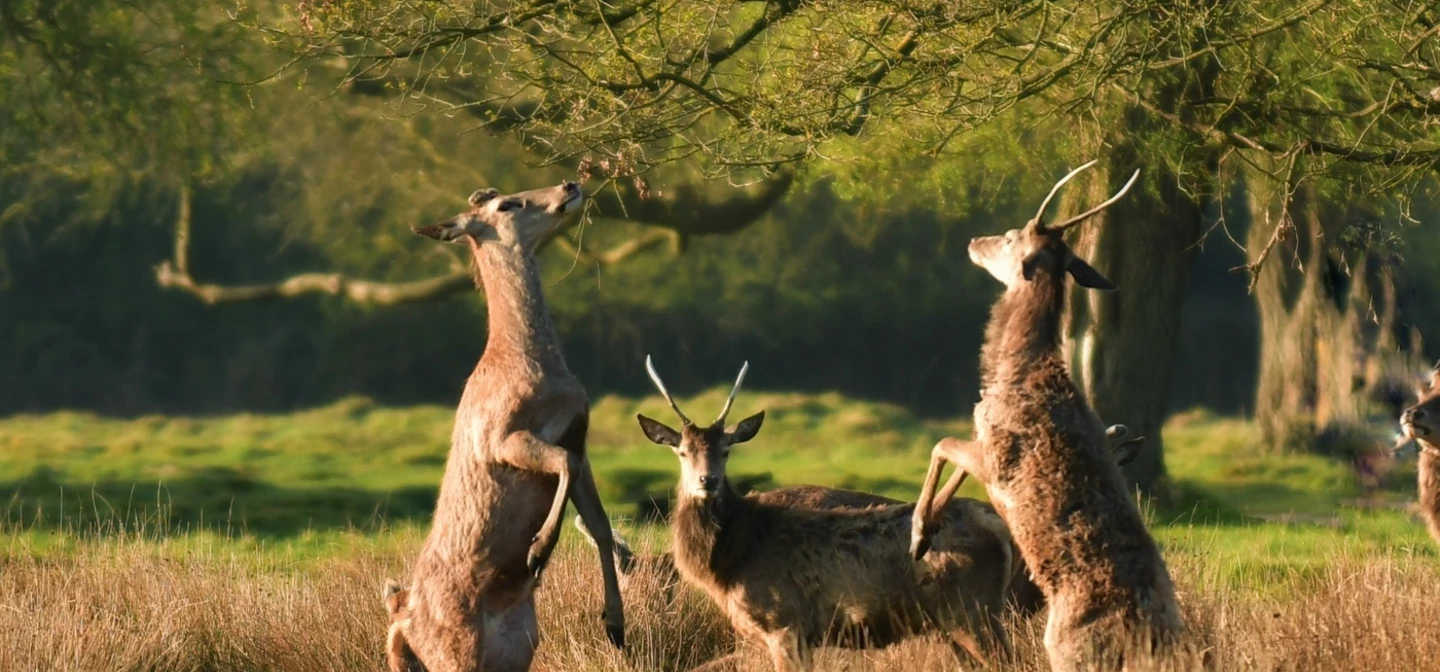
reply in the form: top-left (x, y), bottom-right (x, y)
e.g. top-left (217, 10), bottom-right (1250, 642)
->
top-left (5, 393), bottom-right (1439, 669)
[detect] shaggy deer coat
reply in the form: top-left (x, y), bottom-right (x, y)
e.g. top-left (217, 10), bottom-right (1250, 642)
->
top-left (1401, 364), bottom-right (1440, 545)
top-left (911, 162), bottom-right (1182, 671)
top-left (639, 358), bottom-right (1014, 672)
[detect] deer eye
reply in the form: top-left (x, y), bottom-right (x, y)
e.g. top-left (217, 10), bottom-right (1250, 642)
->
top-left (496, 200), bottom-right (522, 212)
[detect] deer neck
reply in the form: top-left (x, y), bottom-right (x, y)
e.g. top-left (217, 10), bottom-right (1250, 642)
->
top-left (1419, 448), bottom-right (1440, 543)
top-left (471, 240), bottom-right (566, 371)
top-left (671, 480), bottom-right (751, 585)
top-left (980, 270), bottom-right (1066, 390)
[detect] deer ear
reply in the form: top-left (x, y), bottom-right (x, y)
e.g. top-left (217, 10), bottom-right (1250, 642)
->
top-left (468, 188), bottom-right (501, 207)
top-left (412, 216), bottom-right (467, 242)
top-left (729, 411), bottom-right (765, 444)
top-left (1067, 257), bottom-right (1117, 290)
top-left (1112, 436), bottom-right (1145, 467)
top-left (637, 414), bottom-right (681, 447)
top-left (1020, 248), bottom-right (1050, 281)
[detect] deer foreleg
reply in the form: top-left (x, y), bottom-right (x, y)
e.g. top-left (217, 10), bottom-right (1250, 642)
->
top-left (498, 430), bottom-right (574, 578)
top-left (910, 437), bottom-right (988, 560)
top-left (499, 429), bottom-right (626, 650)
top-left (529, 468), bottom-right (571, 577)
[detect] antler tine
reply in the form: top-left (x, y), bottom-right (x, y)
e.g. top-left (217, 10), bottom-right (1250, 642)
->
top-left (715, 361), bottom-right (750, 426)
top-left (645, 355), bottom-right (692, 425)
top-left (1048, 168), bottom-right (1142, 233)
top-left (1031, 159), bottom-right (1099, 225)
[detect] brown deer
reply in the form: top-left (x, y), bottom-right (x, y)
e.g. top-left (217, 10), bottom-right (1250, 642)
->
top-left (638, 356), bottom-right (1015, 672)
top-left (383, 581), bottom-right (423, 672)
top-left (1400, 361), bottom-right (1440, 545)
top-left (387, 182), bottom-right (624, 672)
top-left (909, 161), bottom-right (1183, 671)
top-left (576, 427), bottom-right (1144, 619)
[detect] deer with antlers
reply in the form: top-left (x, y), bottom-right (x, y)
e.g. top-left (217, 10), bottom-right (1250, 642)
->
top-left (910, 161), bottom-right (1183, 671)
top-left (384, 182), bottom-right (624, 672)
top-left (1400, 361), bottom-right (1440, 546)
top-left (637, 356), bottom-right (1015, 671)
top-left (576, 425), bottom-right (1146, 620)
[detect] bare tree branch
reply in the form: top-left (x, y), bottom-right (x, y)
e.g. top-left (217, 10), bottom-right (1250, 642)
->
top-left (587, 168), bottom-right (796, 234)
top-left (551, 229), bottom-right (676, 264)
top-left (153, 168), bottom-right (793, 305)
top-left (155, 261), bottom-right (474, 304)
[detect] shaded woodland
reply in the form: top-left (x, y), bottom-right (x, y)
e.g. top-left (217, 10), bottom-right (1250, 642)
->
top-left (6, 1), bottom-right (1440, 492)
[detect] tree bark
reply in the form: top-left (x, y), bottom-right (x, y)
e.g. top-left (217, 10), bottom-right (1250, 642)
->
top-left (1063, 148), bottom-right (1210, 495)
top-left (1247, 168), bottom-right (1407, 453)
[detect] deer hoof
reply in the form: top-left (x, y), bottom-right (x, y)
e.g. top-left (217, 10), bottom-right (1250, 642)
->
top-left (605, 619), bottom-right (626, 650)
top-left (909, 531), bottom-right (933, 562)
top-left (527, 538), bottom-right (553, 577)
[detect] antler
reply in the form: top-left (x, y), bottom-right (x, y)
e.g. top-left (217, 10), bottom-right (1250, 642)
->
top-left (645, 355), bottom-right (693, 425)
top-left (1031, 160), bottom-right (1098, 225)
top-left (715, 361), bottom-right (750, 425)
top-left (1047, 168), bottom-right (1142, 233)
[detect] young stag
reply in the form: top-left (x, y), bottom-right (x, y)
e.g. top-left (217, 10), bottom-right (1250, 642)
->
top-left (387, 182), bottom-right (624, 672)
top-left (577, 426), bottom-right (1144, 617)
top-left (639, 356), bottom-right (1015, 671)
top-left (909, 161), bottom-right (1183, 671)
top-left (1400, 361), bottom-right (1440, 545)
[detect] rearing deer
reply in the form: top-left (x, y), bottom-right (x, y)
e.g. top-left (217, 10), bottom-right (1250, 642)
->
top-left (910, 161), bottom-right (1183, 671)
top-left (1400, 361), bottom-right (1440, 545)
top-left (388, 182), bottom-right (624, 672)
top-left (639, 356), bottom-right (1015, 671)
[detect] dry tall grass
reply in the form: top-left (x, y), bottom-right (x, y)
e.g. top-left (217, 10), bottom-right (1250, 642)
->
top-left (4, 530), bottom-right (1438, 672)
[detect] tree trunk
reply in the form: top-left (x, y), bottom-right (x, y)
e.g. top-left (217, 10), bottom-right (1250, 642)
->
top-left (1063, 146), bottom-right (1211, 495)
top-left (1247, 168), bottom-right (1406, 453)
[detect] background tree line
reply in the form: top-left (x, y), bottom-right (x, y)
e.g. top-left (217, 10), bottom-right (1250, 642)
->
top-left (6, 0), bottom-right (1440, 494)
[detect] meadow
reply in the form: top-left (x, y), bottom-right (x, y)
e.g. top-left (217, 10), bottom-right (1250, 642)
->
top-left (4, 388), bottom-right (1438, 671)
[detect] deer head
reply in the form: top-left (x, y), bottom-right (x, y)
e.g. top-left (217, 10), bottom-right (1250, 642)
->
top-left (968, 160), bottom-right (1140, 291)
top-left (412, 181), bottom-right (583, 252)
top-left (637, 356), bottom-right (765, 501)
top-left (1400, 360), bottom-right (1440, 452)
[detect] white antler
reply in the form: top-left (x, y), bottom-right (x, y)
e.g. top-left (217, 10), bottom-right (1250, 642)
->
top-left (715, 361), bottom-right (750, 425)
top-left (1031, 160), bottom-right (1099, 225)
top-left (645, 355), bottom-right (692, 425)
top-left (1047, 168), bottom-right (1142, 232)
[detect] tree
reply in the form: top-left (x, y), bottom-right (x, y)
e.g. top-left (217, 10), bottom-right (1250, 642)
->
top-left (18, 1), bottom-right (1440, 475)
top-left (254, 0), bottom-right (1440, 483)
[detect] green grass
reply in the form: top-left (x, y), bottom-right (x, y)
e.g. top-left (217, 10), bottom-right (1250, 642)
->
top-left (3, 391), bottom-right (1433, 575)
top-left (7, 393), bottom-right (1440, 671)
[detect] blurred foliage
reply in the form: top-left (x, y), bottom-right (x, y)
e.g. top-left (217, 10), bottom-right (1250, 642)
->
top-left (3, 0), bottom-right (1440, 420)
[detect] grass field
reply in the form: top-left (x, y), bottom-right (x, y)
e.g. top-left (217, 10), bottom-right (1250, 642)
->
top-left (4, 390), bottom-right (1437, 670)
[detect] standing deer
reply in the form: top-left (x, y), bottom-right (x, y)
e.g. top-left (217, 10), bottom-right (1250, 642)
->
top-left (385, 182), bottom-right (624, 672)
top-left (638, 356), bottom-right (1015, 671)
top-left (1400, 361), bottom-right (1440, 545)
top-left (576, 427), bottom-right (1145, 619)
top-left (910, 161), bottom-right (1183, 671)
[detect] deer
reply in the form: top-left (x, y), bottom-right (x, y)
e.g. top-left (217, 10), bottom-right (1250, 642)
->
top-left (575, 427), bottom-right (1145, 619)
top-left (1399, 361), bottom-right (1440, 545)
top-left (384, 581), bottom-right (424, 672)
top-left (384, 182), bottom-right (624, 672)
top-left (637, 356), bottom-right (1016, 672)
top-left (909, 160), bottom-right (1184, 671)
